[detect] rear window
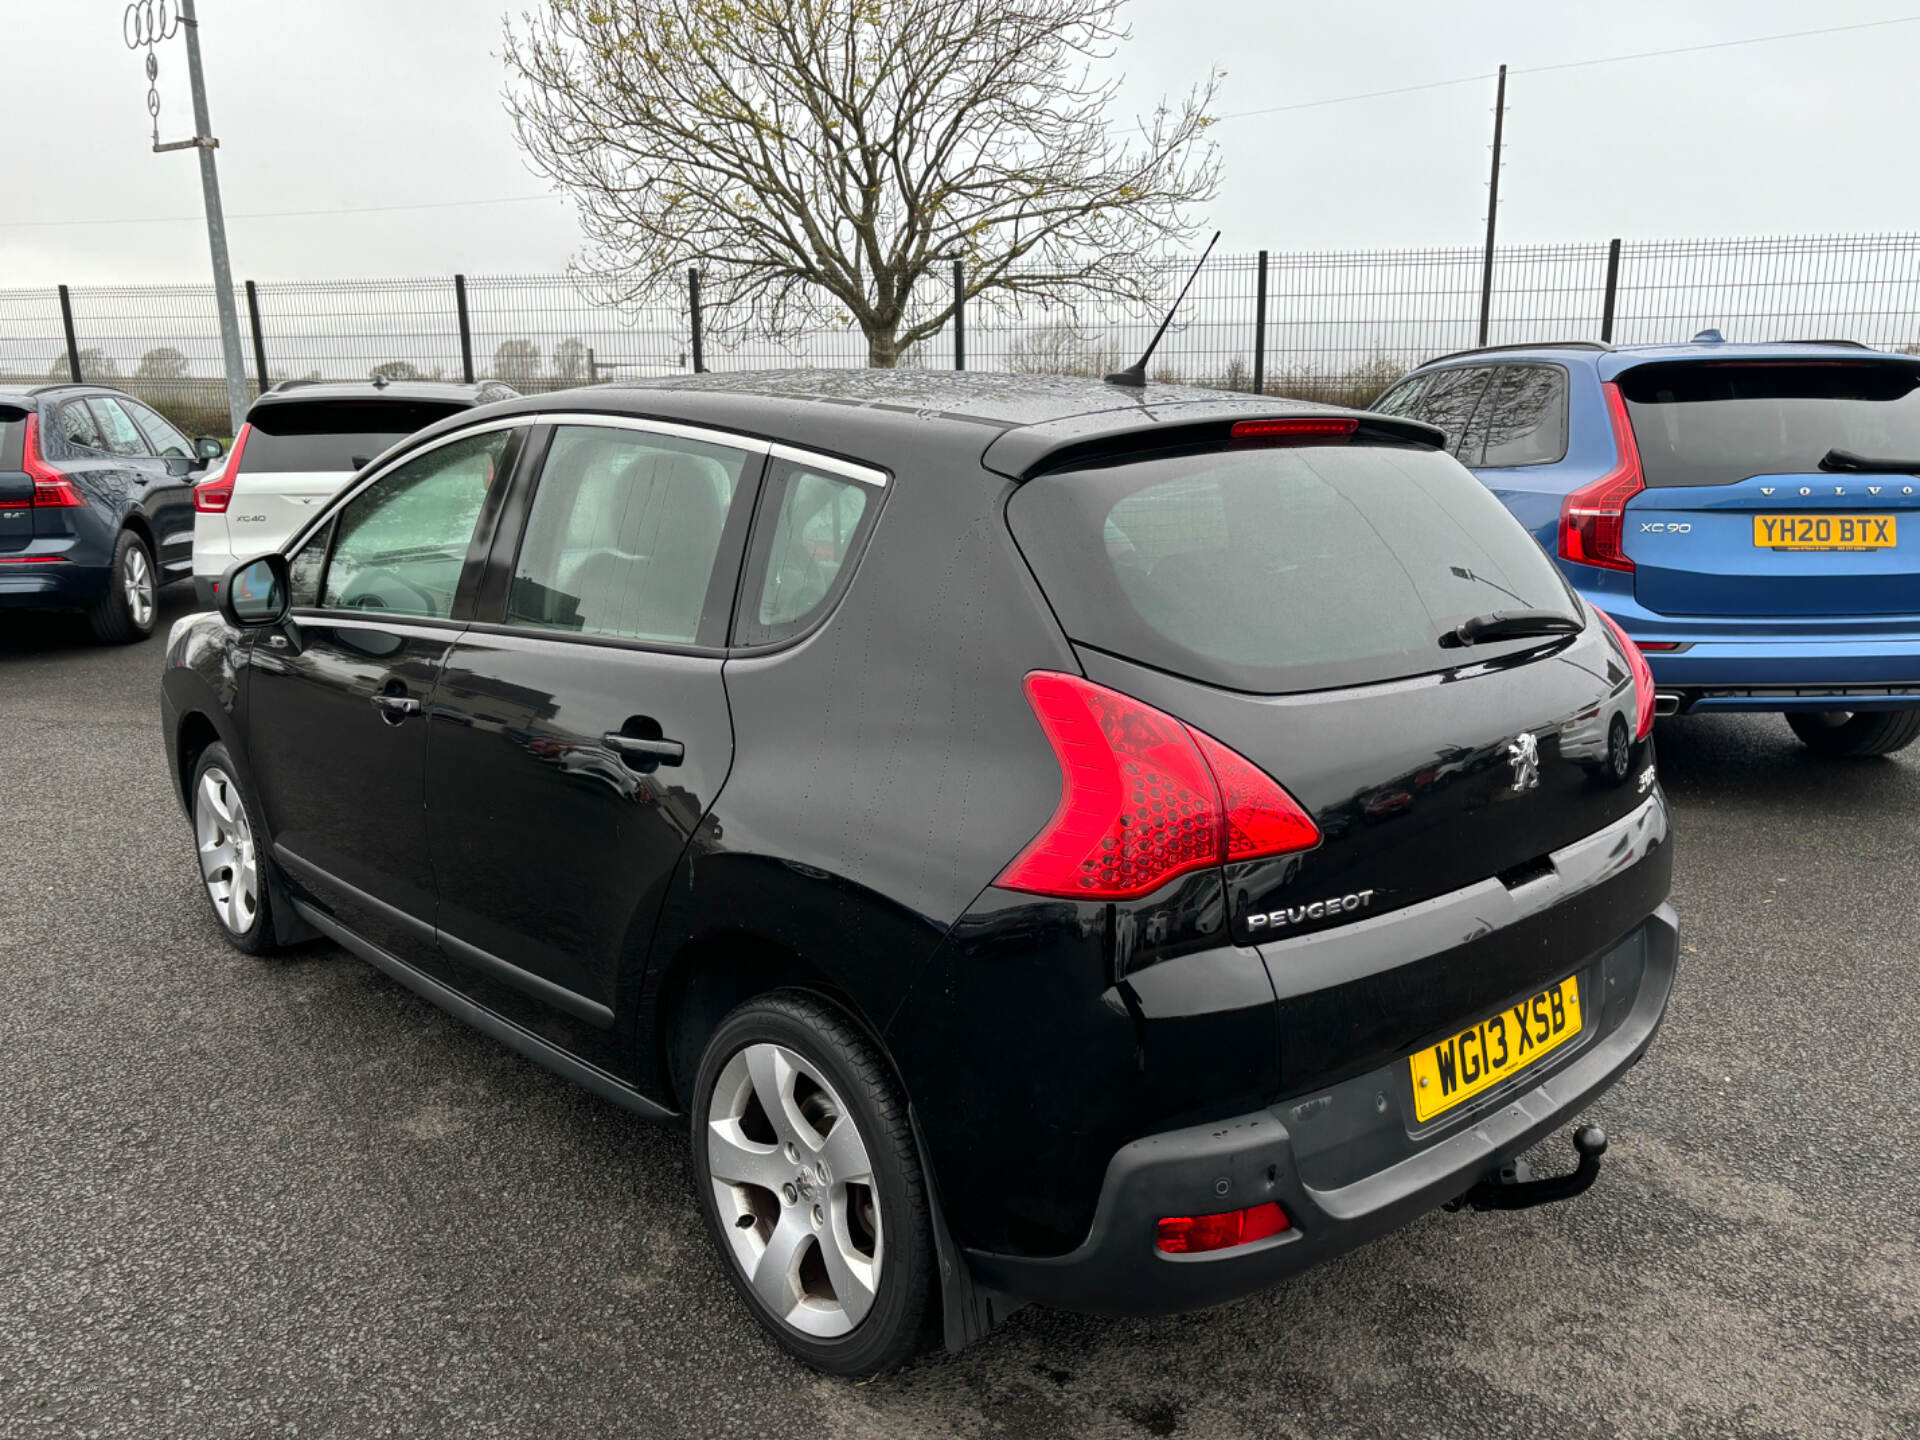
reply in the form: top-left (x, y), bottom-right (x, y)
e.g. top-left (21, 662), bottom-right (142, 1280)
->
top-left (1007, 444), bottom-right (1575, 694)
top-left (1620, 360), bottom-right (1920, 488)
top-left (241, 400), bottom-right (466, 474)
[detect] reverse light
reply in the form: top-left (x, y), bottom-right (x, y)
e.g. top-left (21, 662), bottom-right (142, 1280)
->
top-left (193, 423), bottom-right (250, 514)
top-left (20, 415), bottom-right (85, 508)
top-left (1558, 382), bottom-right (1643, 572)
top-left (997, 672), bottom-right (1320, 900)
top-left (1156, 1202), bottom-right (1290, 1254)
top-left (1229, 417), bottom-right (1358, 443)
top-left (1596, 609), bottom-right (1656, 741)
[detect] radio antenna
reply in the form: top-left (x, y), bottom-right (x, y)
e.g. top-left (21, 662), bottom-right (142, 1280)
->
top-left (1105, 231), bottom-right (1221, 388)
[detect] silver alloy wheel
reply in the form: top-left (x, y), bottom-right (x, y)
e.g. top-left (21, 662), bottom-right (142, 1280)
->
top-left (707, 1042), bottom-right (882, 1338)
top-left (195, 766), bottom-right (260, 935)
top-left (123, 544), bottom-right (155, 628)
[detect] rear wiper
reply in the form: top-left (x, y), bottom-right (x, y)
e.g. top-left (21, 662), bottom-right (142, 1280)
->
top-left (1442, 609), bottom-right (1583, 648)
top-left (1819, 448), bottom-right (1920, 474)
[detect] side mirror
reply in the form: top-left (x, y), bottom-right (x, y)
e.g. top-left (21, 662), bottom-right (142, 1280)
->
top-left (219, 554), bottom-right (290, 629)
top-left (194, 436), bottom-right (227, 462)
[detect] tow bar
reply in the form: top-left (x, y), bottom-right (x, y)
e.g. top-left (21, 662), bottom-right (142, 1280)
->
top-left (1446, 1125), bottom-right (1608, 1212)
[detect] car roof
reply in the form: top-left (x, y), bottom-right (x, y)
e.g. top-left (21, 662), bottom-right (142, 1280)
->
top-left (250, 378), bottom-right (518, 411)
top-left (454, 369), bottom-right (1443, 480)
top-left (1408, 338), bottom-right (1912, 382)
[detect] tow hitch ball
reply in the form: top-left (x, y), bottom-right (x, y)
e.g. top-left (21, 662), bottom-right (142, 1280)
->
top-left (1446, 1124), bottom-right (1608, 1213)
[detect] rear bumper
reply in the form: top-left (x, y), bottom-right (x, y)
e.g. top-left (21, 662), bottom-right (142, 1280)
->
top-left (0, 560), bottom-right (110, 610)
top-left (966, 904), bottom-right (1677, 1316)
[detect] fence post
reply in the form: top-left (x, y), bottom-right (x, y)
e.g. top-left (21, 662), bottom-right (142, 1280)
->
top-left (57, 284), bottom-right (82, 383)
top-left (1599, 238), bottom-right (1622, 344)
top-left (1252, 250), bottom-right (1269, 395)
top-left (454, 274), bottom-right (475, 383)
top-left (688, 268), bottom-right (705, 373)
top-left (244, 280), bottom-right (269, 394)
top-left (952, 260), bottom-right (966, 370)
top-left (587, 347), bottom-right (598, 384)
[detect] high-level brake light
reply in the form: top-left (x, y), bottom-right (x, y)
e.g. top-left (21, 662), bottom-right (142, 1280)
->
top-left (997, 672), bottom-right (1320, 900)
top-left (1559, 383), bottom-right (1644, 572)
top-left (1229, 417), bottom-right (1358, 443)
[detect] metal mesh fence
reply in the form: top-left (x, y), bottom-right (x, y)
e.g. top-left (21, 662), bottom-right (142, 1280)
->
top-left (6, 233), bottom-right (1920, 433)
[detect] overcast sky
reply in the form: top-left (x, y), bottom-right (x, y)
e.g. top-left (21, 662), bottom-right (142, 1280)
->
top-left (5, 0), bottom-right (1919, 287)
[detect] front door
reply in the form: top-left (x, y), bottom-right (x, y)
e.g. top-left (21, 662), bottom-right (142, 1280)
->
top-left (246, 425), bottom-right (522, 961)
top-left (424, 420), bottom-right (758, 1067)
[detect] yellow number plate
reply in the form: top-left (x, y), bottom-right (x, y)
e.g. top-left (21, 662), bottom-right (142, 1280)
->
top-left (1408, 977), bottom-right (1583, 1122)
top-left (1754, 514), bottom-right (1897, 550)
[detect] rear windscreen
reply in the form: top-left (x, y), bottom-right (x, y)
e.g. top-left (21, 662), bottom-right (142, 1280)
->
top-left (240, 400), bottom-right (465, 474)
top-left (1620, 360), bottom-right (1920, 487)
top-left (1007, 443), bottom-right (1576, 694)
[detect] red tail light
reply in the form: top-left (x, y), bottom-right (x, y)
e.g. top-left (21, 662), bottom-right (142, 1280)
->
top-left (193, 423), bottom-right (250, 514)
top-left (1596, 610), bottom-right (1656, 741)
top-left (998, 672), bottom-right (1320, 900)
top-left (1156, 1202), bottom-right (1290, 1254)
top-left (1230, 417), bottom-right (1358, 443)
top-left (20, 415), bottom-right (85, 508)
top-left (1559, 382), bottom-right (1643, 572)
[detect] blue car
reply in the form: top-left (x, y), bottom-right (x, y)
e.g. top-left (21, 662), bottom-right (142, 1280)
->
top-left (1, 383), bottom-right (224, 643)
top-left (1374, 335), bottom-right (1920, 756)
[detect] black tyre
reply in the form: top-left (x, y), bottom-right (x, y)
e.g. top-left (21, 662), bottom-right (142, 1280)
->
top-left (188, 742), bottom-right (277, 954)
top-left (1785, 709), bottom-right (1920, 758)
top-left (691, 990), bottom-right (934, 1375)
top-left (87, 529), bottom-right (158, 644)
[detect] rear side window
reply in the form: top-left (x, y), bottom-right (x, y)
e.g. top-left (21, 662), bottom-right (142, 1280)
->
top-left (242, 400), bottom-right (466, 474)
top-left (1460, 365), bottom-right (1568, 467)
top-left (1386, 366), bottom-right (1492, 454)
top-left (737, 459), bottom-right (881, 646)
top-left (58, 401), bottom-right (104, 450)
top-left (1008, 444), bottom-right (1576, 694)
top-left (1619, 360), bottom-right (1920, 487)
top-left (505, 425), bottom-right (750, 645)
top-left (88, 398), bottom-right (151, 458)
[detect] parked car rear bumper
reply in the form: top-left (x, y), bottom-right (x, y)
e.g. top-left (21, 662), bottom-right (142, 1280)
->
top-left (964, 900), bottom-right (1677, 1318)
top-left (0, 551), bottom-right (111, 610)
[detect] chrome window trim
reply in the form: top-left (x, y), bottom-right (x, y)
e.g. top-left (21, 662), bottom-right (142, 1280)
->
top-left (769, 442), bottom-right (889, 488)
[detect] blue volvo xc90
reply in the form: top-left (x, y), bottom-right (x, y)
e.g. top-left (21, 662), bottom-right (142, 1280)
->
top-left (1374, 335), bottom-right (1920, 756)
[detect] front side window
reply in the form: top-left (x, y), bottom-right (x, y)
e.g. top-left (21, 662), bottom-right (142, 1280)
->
top-left (1459, 365), bottom-right (1569, 467)
top-left (122, 398), bottom-right (193, 458)
top-left (58, 401), bottom-right (104, 450)
top-left (287, 518), bottom-right (333, 608)
top-left (505, 424), bottom-right (750, 645)
top-left (88, 397), bottom-right (151, 458)
top-left (741, 461), bottom-right (878, 645)
top-left (320, 429), bottom-right (513, 617)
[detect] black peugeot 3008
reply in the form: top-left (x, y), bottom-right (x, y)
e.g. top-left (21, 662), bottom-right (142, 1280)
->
top-left (161, 371), bottom-right (1676, 1374)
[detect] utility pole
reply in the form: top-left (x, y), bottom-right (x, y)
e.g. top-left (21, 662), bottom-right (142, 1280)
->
top-left (1476, 63), bottom-right (1507, 348)
top-left (126, 0), bottom-right (249, 434)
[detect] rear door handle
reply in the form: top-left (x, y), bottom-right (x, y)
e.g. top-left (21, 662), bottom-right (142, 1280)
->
top-left (371, 694), bottom-right (422, 717)
top-left (602, 732), bottom-right (684, 765)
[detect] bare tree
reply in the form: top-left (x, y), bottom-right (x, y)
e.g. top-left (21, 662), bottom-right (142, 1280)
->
top-left (492, 338), bottom-right (543, 385)
top-left (504, 0), bottom-right (1220, 367)
top-left (551, 337), bottom-right (589, 383)
top-left (136, 346), bottom-right (191, 381)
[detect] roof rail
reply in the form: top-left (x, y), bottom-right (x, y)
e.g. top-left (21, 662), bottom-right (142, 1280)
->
top-left (268, 378), bottom-right (327, 392)
top-left (1777, 338), bottom-right (1874, 349)
top-left (1418, 340), bottom-right (1613, 367)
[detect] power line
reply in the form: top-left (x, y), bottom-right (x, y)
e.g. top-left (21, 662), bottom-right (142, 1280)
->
top-left (1213, 13), bottom-right (1920, 121)
top-left (0, 192), bottom-right (565, 230)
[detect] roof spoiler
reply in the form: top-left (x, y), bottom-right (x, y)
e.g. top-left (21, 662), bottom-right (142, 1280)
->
top-left (985, 410), bottom-right (1446, 481)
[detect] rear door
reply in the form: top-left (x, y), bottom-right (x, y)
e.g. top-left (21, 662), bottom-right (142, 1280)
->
top-left (1006, 437), bottom-right (1650, 938)
top-left (91, 395), bottom-right (194, 575)
top-left (422, 420), bottom-right (760, 1064)
top-left (233, 398), bottom-right (468, 557)
top-left (1618, 358), bottom-right (1920, 617)
top-left (246, 424), bottom-right (522, 963)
